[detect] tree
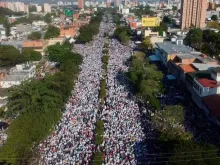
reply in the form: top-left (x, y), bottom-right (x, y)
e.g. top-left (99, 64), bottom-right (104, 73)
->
top-left (0, 40), bottom-right (83, 164)
top-left (126, 52), bottom-right (163, 109)
top-left (4, 19), bottom-right (10, 37)
top-left (27, 31), bottom-right (42, 40)
top-left (184, 28), bottom-right (203, 50)
top-left (172, 6), bottom-right (177, 11)
top-left (207, 21), bottom-right (220, 29)
top-left (139, 37), bottom-right (153, 51)
top-left (0, 45), bottom-right (25, 67)
top-left (93, 152), bottom-right (103, 165)
top-left (44, 13), bottom-right (52, 24)
top-left (46, 43), bottom-right (67, 62)
top-left (22, 49), bottom-right (42, 61)
top-left (162, 16), bottom-right (171, 24)
top-left (211, 15), bottom-right (218, 21)
top-left (28, 5), bottom-right (37, 12)
top-left (119, 31), bottom-right (130, 44)
top-left (167, 141), bottom-right (220, 165)
top-left (44, 25), bottom-right (60, 39)
top-left (152, 105), bottom-right (192, 141)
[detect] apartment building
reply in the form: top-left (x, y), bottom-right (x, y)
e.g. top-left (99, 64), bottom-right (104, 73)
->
top-left (181, 0), bottom-right (207, 30)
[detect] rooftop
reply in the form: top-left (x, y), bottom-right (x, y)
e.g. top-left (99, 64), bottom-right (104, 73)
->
top-left (175, 53), bottom-right (217, 64)
top-left (211, 67), bottom-right (220, 73)
top-left (22, 40), bottom-right (44, 48)
top-left (186, 70), bottom-right (211, 80)
top-left (197, 78), bottom-right (220, 88)
top-left (203, 94), bottom-right (220, 120)
top-left (156, 41), bottom-right (196, 54)
top-left (179, 64), bottom-right (196, 73)
top-left (192, 63), bottom-right (220, 71)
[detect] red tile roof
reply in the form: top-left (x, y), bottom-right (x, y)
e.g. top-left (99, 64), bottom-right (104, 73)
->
top-left (179, 64), bottom-right (196, 73)
top-left (203, 94), bottom-right (220, 119)
top-left (197, 78), bottom-right (220, 88)
top-left (23, 40), bottom-right (44, 48)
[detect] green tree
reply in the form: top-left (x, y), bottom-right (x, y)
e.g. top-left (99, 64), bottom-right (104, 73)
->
top-left (139, 37), bottom-right (153, 51)
top-left (0, 45), bottom-right (25, 66)
top-left (44, 25), bottom-right (60, 39)
top-left (211, 15), bottom-right (218, 21)
top-left (22, 49), bottom-right (42, 61)
top-left (152, 105), bottom-right (192, 141)
top-left (184, 28), bottom-right (203, 50)
top-left (126, 52), bottom-right (163, 109)
top-left (4, 18), bottom-right (10, 37)
top-left (172, 6), bottom-right (177, 11)
top-left (28, 5), bottom-right (37, 12)
top-left (0, 40), bottom-right (83, 164)
top-left (207, 21), bottom-right (220, 29)
top-left (163, 16), bottom-right (171, 24)
top-left (93, 152), bottom-right (103, 165)
top-left (27, 31), bottom-right (42, 40)
top-left (167, 142), bottom-right (220, 165)
top-left (44, 13), bottom-right (52, 24)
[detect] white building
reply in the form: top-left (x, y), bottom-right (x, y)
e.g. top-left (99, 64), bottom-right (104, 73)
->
top-left (36, 5), bottom-right (42, 12)
top-left (0, 63), bottom-right (36, 88)
top-left (32, 21), bottom-right (47, 26)
top-left (122, 8), bottom-right (129, 14)
top-left (44, 3), bottom-right (51, 13)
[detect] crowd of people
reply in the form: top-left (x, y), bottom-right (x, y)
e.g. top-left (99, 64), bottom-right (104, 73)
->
top-left (101, 39), bottom-right (145, 164)
top-left (39, 18), bottom-right (110, 164)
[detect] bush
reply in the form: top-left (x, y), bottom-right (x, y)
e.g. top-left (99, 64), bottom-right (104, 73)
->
top-left (94, 120), bottom-right (104, 145)
top-left (93, 152), bottom-right (103, 165)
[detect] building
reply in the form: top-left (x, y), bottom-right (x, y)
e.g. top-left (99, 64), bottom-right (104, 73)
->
top-left (114, 0), bottom-right (120, 7)
top-left (36, 5), bottom-right (42, 12)
top-left (206, 10), bottom-right (220, 19)
top-left (43, 3), bottom-right (51, 13)
top-left (78, 0), bottom-right (84, 9)
top-left (32, 21), bottom-right (47, 26)
top-left (144, 30), bottom-right (159, 38)
top-left (181, 0), bottom-right (207, 30)
top-left (60, 26), bottom-right (79, 38)
top-left (155, 39), bottom-right (199, 66)
top-left (22, 40), bottom-right (45, 55)
top-left (0, 63), bottom-right (36, 88)
top-left (16, 24), bottom-right (32, 36)
top-left (46, 37), bottom-right (65, 46)
top-left (0, 1), bottom-right (29, 13)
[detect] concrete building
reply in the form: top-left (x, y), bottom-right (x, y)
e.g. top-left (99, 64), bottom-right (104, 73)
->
top-left (181, 0), bottom-right (207, 30)
top-left (43, 3), bottom-right (51, 13)
top-left (36, 5), bottom-right (42, 12)
top-left (46, 37), bottom-right (65, 46)
top-left (78, 0), bottom-right (84, 9)
top-left (114, 0), bottom-right (120, 7)
top-left (0, 1), bottom-right (29, 13)
top-left (22, 40), bottom-right (45, 55)
top-left (0, 63), bottom-right (36, 88)
top-left (32, 21), bottom-right (47, 26)
top-left (206, 10), bottom-right (220, 19)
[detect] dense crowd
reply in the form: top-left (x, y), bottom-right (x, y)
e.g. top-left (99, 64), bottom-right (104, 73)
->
top-left (39, 19), bottom-right (109, 164)
top-left (101, 39), bottom-right (145, 164)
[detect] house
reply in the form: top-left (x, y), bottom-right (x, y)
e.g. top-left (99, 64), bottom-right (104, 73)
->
top-left (167, 53), bottom-right (218, 82)
top-left (46, 37), bottom-right (65, 46)
top-left (22, 40), bottom-right (45, 55)
top-left (60, 26), bottom-right (78, 38)
top-left (0, 63), bottom-right (36, 88)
